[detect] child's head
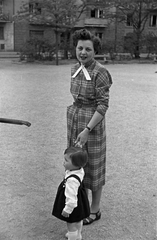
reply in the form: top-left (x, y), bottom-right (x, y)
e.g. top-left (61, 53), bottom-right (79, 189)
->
top-left (63, 146), bottom-right (88, 171)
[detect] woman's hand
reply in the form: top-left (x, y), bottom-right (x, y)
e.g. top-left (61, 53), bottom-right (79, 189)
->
top-left (75, 128), bottom-right (89, 147)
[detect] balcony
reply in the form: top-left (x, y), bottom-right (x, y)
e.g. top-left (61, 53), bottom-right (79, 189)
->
top-left (0, 13), bottom-right (10, 22)
top-left (84, 18), bottom-right (108, 27)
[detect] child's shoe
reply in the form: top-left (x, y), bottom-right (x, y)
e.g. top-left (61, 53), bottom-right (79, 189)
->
top-left (65, 232), bottom-right (82, 240)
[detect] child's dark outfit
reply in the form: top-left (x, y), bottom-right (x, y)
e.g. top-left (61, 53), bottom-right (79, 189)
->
top-left (52, 168), bottom-right (90, 223)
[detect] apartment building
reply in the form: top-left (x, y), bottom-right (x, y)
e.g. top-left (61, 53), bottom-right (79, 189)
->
top-left (0, 0), bottom-right (14, 51)
top-left (78, 1), bottom-right (157, 52)
top-left (0, 0), bottom-right (157, 53)
top-left (0, 0), bottom-right (55, 52)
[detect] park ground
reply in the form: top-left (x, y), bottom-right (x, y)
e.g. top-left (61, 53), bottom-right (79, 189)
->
top-left (0, 61), bottom-right (157, 240)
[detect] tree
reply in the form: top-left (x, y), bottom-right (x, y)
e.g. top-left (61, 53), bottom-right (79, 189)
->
top-left (15, 0), bottom-right (87, 65)
top-left (124, 32), bottom-right (137, 57)
top-left (143, 32), bottom-right (157, 57)
top-left (107, 0), bottom-right (157, 58)
top-left (20, 36), bottom-right (56, 61)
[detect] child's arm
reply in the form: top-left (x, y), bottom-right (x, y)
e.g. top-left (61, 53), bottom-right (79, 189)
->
top-left (61, 177), bottom-right (80, 217)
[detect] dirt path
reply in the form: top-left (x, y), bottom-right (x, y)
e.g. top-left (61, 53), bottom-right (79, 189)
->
top-left (0, 62), bottom-right (156, 240)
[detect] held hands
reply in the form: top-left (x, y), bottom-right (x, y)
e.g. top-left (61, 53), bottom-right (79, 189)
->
top-left (61, 210), bottom-right (70, 218)
top-left (75, 128), bottom-right (89, 147)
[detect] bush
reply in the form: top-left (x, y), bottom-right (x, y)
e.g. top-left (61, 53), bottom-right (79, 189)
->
top-left (101, 40), bottom-right (120, 60)
top-left (20, 37), bottom-right (55, 61)
top-left (143, 33), bottom-right (157, 57)
top-left (124, 33), bottom-right (137, 58)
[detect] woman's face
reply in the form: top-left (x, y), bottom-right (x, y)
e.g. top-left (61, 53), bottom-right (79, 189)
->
top-left (76, 40), bottom-right (95, 65)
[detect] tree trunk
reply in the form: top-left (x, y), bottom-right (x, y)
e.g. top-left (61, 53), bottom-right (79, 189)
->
top-left (114, 8), bottom-right (118, 53)
top-left (55, 29), bottom-right (59, 65)
top-left (64, 30), bottom-right (70, 59)
top-left (134, 32), bottom-right (141, 59)
top-left (134, 45), bottom-right (140, 59)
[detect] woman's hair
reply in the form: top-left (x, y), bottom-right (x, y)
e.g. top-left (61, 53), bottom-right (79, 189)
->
top-left (72, 28), bottom-right (101, 54)
top-left (64, 146), bottom-right (88, 168)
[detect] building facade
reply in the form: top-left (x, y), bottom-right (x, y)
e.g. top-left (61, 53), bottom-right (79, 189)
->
top-left (76, 1), bottom-right (157, 53)
top-left (0, 0), bottom-right (14, 51)
top-left (0, 0), bottom-right (157, 53)
top-left (0, 0), bottom-right (55, 52)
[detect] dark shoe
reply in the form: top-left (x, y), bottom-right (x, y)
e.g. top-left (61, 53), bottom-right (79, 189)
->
top-left (83, 210), bottom-right (101, 225)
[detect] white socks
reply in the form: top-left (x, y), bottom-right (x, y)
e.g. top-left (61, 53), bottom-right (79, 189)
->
top-left (66, 221), bottom-right (83, 240)
top-left (68, 231), bottom-right (78, 240)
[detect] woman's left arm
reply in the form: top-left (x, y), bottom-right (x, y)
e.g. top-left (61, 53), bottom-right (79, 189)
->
top-left (75, 111), bottom-right (103, 147)
top-left (75, 68), bottom-right (112, 147)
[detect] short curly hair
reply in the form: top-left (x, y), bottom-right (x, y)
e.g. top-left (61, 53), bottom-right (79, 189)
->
top-left (72, 29), bottom-right (101, 54)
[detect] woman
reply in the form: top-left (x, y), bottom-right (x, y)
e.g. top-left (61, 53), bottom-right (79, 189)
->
top-left (67, 29), bottom-right (112, 225)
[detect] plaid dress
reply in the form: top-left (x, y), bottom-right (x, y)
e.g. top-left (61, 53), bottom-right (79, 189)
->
top-left (67, 59), bottom-right (112, 191)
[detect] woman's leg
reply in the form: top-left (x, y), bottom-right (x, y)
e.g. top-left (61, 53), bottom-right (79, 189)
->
top-left (83, 187), bottom-right (103, 225)
top-left (90, 186), bottom-right (103, 214)
top-left (86, 186), bottom-right (103, 213)
top-left (83, 187), bottom-right (102, 225)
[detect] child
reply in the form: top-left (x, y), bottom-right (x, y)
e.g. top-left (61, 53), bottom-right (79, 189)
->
top-left (52, 146), bottom-right (90, 240)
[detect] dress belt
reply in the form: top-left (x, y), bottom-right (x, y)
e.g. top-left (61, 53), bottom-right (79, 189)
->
top-left (73, 101), bottom-right (97, 108)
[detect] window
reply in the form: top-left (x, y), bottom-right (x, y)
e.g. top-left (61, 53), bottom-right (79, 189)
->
top-left (95, 32), bottom-right (103, 40)
top-left (0, 43), bottom-right (4, 49)
top-left (98, 9), bottom-right (104, 18)
top-left (149, 15), bottom-right (157, 27)
top-left (126, 14), bottom-right (133, 26)
top-left (60, 32), bottom-right (70, 44)
top-left (30, 30), bottom-right (44, 38)
top-left (0, 27), bottom-right (4, 39)
top-left (91, 9), bottom-right (104, 18)
top-left (91, 9), bottom-right (96, 18)
top-left (0, 0), bottom-right (3, 14)
top-left (29, 3), bottom-right (41, 14)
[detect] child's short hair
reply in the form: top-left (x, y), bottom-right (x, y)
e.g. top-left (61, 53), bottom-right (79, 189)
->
top-left (64, 146), bottom-right (88, 168)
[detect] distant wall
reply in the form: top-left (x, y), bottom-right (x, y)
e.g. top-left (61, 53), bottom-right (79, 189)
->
top-left (14, 20), bottom-right (55, 52)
